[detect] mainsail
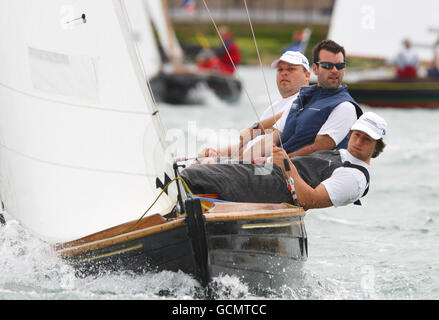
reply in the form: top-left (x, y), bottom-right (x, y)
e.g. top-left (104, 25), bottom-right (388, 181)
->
top-left (0, 0), bottom-right (177, 243)
top-left (328, 0), bottom-right (439, 62)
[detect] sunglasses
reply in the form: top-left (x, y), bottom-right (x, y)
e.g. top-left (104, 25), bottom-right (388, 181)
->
top-left (316, 61), bottom-right (346, 70)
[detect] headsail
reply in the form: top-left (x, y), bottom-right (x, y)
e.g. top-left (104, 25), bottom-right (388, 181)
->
top-left (0, 0), bottom-right (177, 243)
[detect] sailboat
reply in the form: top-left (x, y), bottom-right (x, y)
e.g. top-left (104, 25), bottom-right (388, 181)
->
top-left (329, 0), bottom-right (439, 108)
top-left (142, 0), bottom-right (242, 105)
top-left (0, 0), bottom-right (306, 292)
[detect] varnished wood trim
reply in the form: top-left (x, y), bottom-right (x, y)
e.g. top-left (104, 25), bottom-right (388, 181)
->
top-left (57, 218), bottom-right (186, 258)
top-left (241, 220), bottom-right (303, 229)
top-left (57, 202), bottom-right (305, 259)
top-left (206, 202), bottom-right (304, 214)
top-left (72, 243), bottom-right (143, 264)
top-left (204, 202), bottom-right (305, 221)
top-left (205, 209), bottom-right (304, 222)
top-left (56, 214), bottom-right (168, 250)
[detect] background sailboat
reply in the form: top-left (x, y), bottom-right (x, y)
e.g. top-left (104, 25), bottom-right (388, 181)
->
top-left (329, 0), bottom-right (439, 108)
top-left (142, 0), bottom-right (242, 105)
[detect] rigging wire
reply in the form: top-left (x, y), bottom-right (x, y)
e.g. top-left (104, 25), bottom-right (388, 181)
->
top-left (201, 0), bottom-right (259, 121)
top-left (101, 2), bottom-right (301, 244)
top-left (118, 0), bottom-right (176, 202)
top-left (242, 0), bottom-right (284, 150)
top-left (118, 0), bottom-right (160, 114)
top-left (201, 0), bottom-right (284, 159)
top-left (103, 173), bottom-right (300, 240)
top-left (117, 1), bottom-right (297, 237)
top-left (105, 176), bottom-right (210, 239)
top-left (242, 0), bottom-right (274, 123)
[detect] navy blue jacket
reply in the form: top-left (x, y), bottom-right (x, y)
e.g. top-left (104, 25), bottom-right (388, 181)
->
top-left (280, 85), bottom-right (362, 154)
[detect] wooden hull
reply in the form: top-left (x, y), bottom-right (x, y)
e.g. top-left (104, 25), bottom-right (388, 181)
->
top-left (205, 203), bottom-right (307, 290)
top-left (56, 200), bottom-right (307, 291)
top-left (150, 72), bottom-right (242, 105)
top-left (57, 218), bottom-right (197, 277)
top-left (347, 78), bottom-right (439, 108)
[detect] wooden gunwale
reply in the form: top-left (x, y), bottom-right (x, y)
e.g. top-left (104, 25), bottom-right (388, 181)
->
top-left (56, 202), bottom-right (305, 258)
top-left (56, 213), bottom-right (169, 250)
top-left (205, 202), bottom-right (304, 215)
top-left (56, 218), bottom-right (186, 258)
top-left (204, 207), bottom-right (305, 221)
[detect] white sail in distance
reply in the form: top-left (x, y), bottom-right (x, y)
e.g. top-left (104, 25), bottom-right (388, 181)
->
top-left (144, 0), bottom-right (184, 65)
top-left (328, 0), bottom-right (439, 62)
top-left (123, 0), bottom-right (163, 79)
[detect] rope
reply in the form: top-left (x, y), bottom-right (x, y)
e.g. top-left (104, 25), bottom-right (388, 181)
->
top-left (187, 194), bottom-right (231, 203)
top-left (106, 172), bottom-right (300, 240)
top-left (201, 0), bottom-right (284, 160)
top-left (116, 0), bottom-right (161, 116)
top-left (112, 3), bottom-right (294, 240)
top-left (242, 0), bottom-right (274, 125)
top-left (242, 0), bottom-right (284, 150)
top-left (106, 176), bottom-right (210, 239)
top-left (200, 0), bottom-right (259, 123)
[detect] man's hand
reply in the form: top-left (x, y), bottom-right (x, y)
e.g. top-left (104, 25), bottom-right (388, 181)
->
top-left (272, 145), bottom-right (291, 175)
top-left (197, 147), bottom-right (218, 159)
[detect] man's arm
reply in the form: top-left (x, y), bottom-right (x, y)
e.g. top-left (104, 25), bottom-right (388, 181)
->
top-left (240, 111), bottom-right (284, 140)
top-left (198, 113), bottom-right (284, 159)
top-left (241, 130), bottom-right (282, 161)
top-left (287, 134), bottom-right (335, 157)
top-left (287, 102), bottom-right (357, 157)
top-left (272, 145), bottom-right (333, 210)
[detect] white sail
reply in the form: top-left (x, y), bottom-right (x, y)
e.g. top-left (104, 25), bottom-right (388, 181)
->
top-left (0, 0), bottom-right (177, 243)
top-left (328, 0), bottom-right (439, 62)
top-left (144, 0), bottom-right (184, 65)
top-left (123, 0), bottom-right (162, 79)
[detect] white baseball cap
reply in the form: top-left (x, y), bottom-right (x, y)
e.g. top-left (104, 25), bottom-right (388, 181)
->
top-left (270, 51), bottom-right (310, 72)
top-left (351, 112), bottom-right (388, 140)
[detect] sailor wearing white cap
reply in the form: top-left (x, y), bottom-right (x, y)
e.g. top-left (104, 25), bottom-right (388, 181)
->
top-left (206, 51), bottom-right (311, 158)
top-left (272, 111), bottom-right (387, 209)
top-left (257, 51), bottom-right (311, 122)
top-left (246, 40), bottom-right (363, 161)
top-left (270, 50), bottom-right (310, 71)
top-left (231, 51), bottom-right (311, 155)
top-left (184, 112), bottom-right (388, 210)
top-left (350, 111), bottom-right (387, 141)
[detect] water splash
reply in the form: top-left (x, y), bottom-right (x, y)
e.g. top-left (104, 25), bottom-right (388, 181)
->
top-left (0, 214), bottom-right (255, 299)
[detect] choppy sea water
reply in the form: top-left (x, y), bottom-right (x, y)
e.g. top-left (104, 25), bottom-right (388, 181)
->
top-left (1, 66), bottom-right (439, 300)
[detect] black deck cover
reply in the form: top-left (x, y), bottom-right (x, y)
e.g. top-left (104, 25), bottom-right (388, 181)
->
top-left (180, 162), bottom-right (293, 204)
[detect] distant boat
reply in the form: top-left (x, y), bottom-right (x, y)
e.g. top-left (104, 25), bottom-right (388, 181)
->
top-left (346, 78), bottom-right (439, 108)
top-left (0, 0), bottom-right (305, 292)
top-left (145, 0), bottom-right (242, 105)
top-left (150, 69), bottom-right (242, 105)
top-left (329, 0), bottom-right (439, 108)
